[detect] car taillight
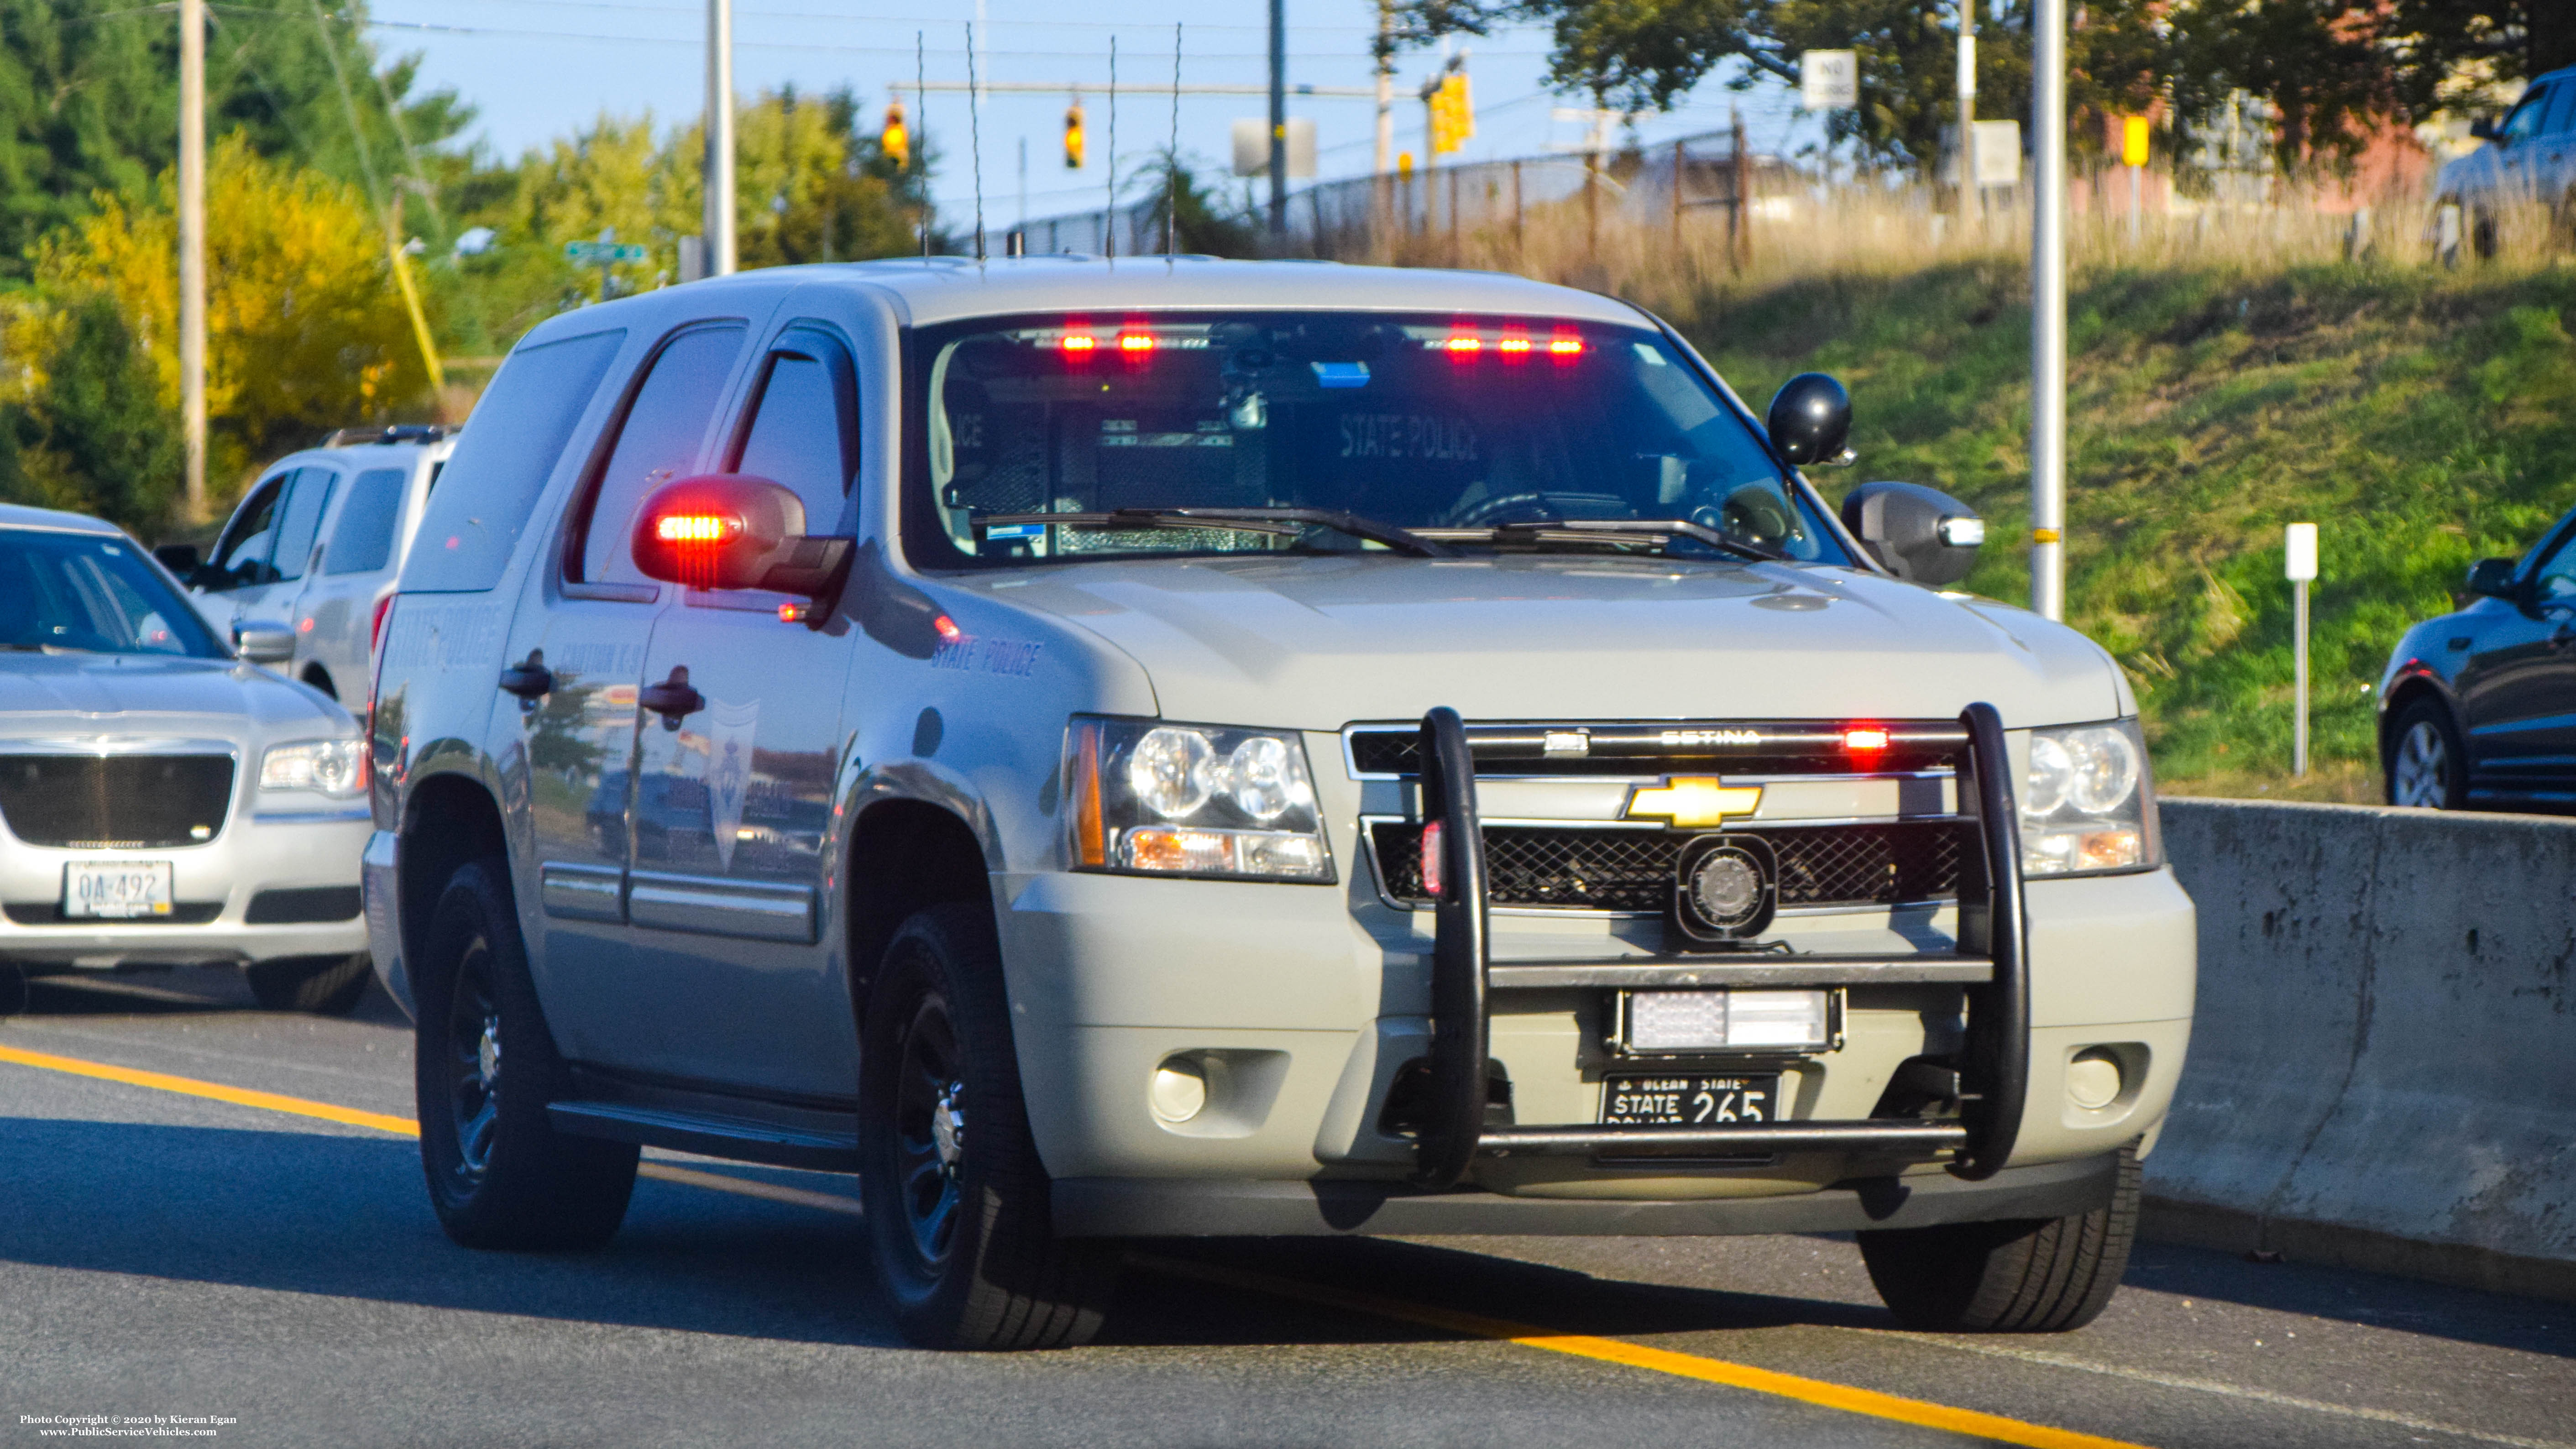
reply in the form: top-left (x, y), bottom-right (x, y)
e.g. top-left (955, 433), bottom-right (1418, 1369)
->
top-left (370, 591), bottom-right (395, 656)
top-left (1420, 819), bottom-right (1445, 899)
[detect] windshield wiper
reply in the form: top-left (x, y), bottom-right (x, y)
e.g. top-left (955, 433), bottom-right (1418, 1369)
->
top-left (974, 507), bottom-right (1452, 558)
top-left (1414, 516), bottom-right (1786, 563)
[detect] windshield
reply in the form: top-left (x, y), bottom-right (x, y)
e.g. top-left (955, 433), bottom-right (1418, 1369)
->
top-left (0, 528), bottom-right (225, 659)
top-left (901, 310), bottom-right (1844, 568)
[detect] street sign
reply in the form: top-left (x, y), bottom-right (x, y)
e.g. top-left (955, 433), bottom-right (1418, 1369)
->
top-left (1973, 120), bottom-right (2022, 187)
top-left (565, 240), bottom-right (649, 262)
top-left (2122, 115), bottom-right (2151, 168)
top-left (2284, 522), bottom-right (2318, 582)
top-left (1801, 51), bottom-right (1858, 111)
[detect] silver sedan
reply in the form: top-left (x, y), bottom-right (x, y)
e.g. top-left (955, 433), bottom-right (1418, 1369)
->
top-left (0, 503), bottom-right (371, 1011)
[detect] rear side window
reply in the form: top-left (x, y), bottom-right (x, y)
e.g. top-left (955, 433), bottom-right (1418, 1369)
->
top-left (404, 329), bottom-right (625, 593)
top-left (324, 468), bottom-right (408, 575)
top-left (574, 324), bottom-right (747, 583)
top-left (269, 467), bottom-right (337, 582)
top-left (728, 328), bottom-right (860, 533)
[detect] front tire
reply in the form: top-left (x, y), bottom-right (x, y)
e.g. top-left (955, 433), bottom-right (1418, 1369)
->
top-left (1858, 1146), bottom-right (2140, 1333)
top-left (2385, 697), bottom-right (2468, 809)
top-left (859, 903), bottom-right (1117, 1350)
top-left (414, 858), bottom-right (637, 1250)
top-left (245, 952), bottom-right (372, 1015)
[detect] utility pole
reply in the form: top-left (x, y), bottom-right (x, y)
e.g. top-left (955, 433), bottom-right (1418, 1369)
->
top-left (2030, 0), bottom-right (2067, 620)
top-left (178, 0), bottom-right (207, 522)
top-left (1267, 0), bottom-right (1288, 236)
top-left (706, 0), bottom-right (737, 275)
top-left (1373, 0), bottom-right (1394, 176)
top-left (1956, 0), bottom-right (1975, 213)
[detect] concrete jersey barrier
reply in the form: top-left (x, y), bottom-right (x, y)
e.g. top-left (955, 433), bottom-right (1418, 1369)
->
top-left (2147, 797), bottom-right (2576, 1301)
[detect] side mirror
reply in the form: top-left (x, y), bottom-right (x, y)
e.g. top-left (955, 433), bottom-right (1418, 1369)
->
top-left (233, 622), bottom-right (296, 665)
top-left (1764, 373), bottom-right (1853, 467)
top-left (2464, 556), bottom-right (2519, 601)
top-left (2470, 115), bottom-right (2501, 142)
top-left (630, 474), bottom-right (853, 597)
top-left (1840, 481), bottom-right (1984, 587)
top-left (154, 543), bottom-right (202, 581)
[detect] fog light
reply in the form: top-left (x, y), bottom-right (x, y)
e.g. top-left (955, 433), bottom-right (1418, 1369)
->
top-left (2067, 1049), bottom-right (2123, 1110)
top-left (1150, 1057), bottom-right (1208, 1123)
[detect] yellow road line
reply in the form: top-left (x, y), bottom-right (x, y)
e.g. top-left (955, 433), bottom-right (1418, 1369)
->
top-left (4, 1041), bottom-right (2150, 1447)
top-left (0, 1042), bottom-right (422, 1137)
top-left (0, 1041), bottom-right (857, 1212)
top-left (1131, 1253), bottom-right (2155, 1449)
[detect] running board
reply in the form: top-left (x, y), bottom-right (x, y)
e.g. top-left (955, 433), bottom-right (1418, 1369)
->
top-left (547, 1100), bottom-right (859, 1171)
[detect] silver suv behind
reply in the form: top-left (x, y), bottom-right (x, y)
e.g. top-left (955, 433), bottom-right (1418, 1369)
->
top-left (365, 258), bottom-right (2194, 1350)
top-left (171, 426), bottom-right (454, 704)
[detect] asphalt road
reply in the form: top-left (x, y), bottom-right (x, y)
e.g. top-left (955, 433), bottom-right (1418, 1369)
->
top-left (1, 966), bottom-right (2569, 1449)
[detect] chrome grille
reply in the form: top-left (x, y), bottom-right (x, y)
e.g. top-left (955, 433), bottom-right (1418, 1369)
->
top-left (1367, 820), bottom-right (1971, 913)
top-left (0, 754), bottom-right (235, 848)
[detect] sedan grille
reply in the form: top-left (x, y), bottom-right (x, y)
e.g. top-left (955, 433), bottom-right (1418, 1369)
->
top-left (1367, 820), bottom-right (1972, 913)
top-left (0, 754), bottom-right (236, 849)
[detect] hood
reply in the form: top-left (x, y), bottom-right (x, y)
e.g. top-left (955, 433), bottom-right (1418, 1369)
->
top-left (0, 652), bottom-right (350, 741)
top-left (954, 554), bottom-right (2124, 729)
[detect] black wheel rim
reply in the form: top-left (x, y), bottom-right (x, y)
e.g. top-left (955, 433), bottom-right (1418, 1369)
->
top-left (891, 989), bottom-right (965, 1271)
top-left (444, 935), bottom-right (502, 1186)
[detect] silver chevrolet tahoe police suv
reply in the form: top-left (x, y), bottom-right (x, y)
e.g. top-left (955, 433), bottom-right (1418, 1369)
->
top-left (364, 257), bottom-right (2194, 1350)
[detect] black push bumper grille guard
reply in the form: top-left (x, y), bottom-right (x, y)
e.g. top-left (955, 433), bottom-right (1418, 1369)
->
top-left (1407, 704), bottom-right (2030, 1188)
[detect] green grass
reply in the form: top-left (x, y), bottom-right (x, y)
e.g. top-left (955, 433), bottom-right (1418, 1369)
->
top-left (1662, 259), bottom-right (2576, 798)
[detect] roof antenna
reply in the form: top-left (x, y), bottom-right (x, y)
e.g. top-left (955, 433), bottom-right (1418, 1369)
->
top-left (1104, 36), bottom-right (1117, 261)
top-left (966, 21), bottom-right (986, 263)
top-left (916, 31), bottom-right (930, 258)
top-left (1167, 23), bottom-right (1182, 259)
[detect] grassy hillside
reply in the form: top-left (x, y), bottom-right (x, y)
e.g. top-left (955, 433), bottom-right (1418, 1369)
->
top-left (1664, 261), bottom-right (2576, 800)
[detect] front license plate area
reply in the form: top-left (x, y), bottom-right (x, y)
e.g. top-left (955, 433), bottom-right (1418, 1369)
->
top-left (1601, 1074), bottom-right (1780, 1127)
top-left (63, 861), bottom-right (177, 919)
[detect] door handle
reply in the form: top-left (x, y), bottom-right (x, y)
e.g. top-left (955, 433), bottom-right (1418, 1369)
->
top-left (639, 666), bottom-right (704, 727)
top-left (497, 652), bottom-right (552, 701)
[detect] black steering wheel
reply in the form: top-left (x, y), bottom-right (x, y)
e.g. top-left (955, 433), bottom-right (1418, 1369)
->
top-left (1445, 491), bottom-right (1638, 528)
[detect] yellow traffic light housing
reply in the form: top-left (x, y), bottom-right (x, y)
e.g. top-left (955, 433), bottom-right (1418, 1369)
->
top-left (882, 101), bottom-right (909, 170)
top-left (1065, 102), bottom-right (1086, 169)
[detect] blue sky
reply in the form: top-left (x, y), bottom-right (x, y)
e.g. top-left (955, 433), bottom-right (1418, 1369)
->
top-left (369, 0), bottom-right (1817, 228)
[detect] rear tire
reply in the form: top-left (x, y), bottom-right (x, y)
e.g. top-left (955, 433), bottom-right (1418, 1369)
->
top-left (1858, 1146), bottom-right (2140, 1333)
top-left (859, 902), bottom-right (1118, 1350)
top-left (2385, 697), bottom-right (2468, 809)
top-left (245, 953), bottom-right (372, 1015)
top-left (414, 858), bottom-right (636, 1250)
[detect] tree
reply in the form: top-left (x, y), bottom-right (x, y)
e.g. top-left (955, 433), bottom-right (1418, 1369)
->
top-left (4, 133), bottom-right (433, 513)
top-left (0, 298), bottom-right (183, 532)
top-left (1136, 152), bottom-right (1259, 256)
top-left (0, 0), bottom-right (471, 277)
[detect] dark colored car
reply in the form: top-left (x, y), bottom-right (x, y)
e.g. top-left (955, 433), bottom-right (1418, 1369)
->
top-left (2379, 508), bottom-right (2576, 809)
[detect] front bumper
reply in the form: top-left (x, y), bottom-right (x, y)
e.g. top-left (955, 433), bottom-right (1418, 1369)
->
top-left (998, 703), bottom-right (2194, 1214)
top-left (0, 806), bottom-right (371, 968)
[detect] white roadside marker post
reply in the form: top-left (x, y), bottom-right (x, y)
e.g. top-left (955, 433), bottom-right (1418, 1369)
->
top-left (2286, 523), bottom-right (2318, 777)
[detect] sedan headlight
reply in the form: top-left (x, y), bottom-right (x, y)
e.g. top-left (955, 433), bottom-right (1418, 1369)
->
top-left (260, 738), bottom-right (367, 799)
top-left (2020, 719), bottom-right (2158, 876)
top-left (1066, 718), bottom-right (1333, 881)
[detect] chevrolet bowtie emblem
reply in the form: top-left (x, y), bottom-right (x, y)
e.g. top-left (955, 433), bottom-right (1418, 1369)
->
top-left (1623, 777), bottom-right (1763, 829)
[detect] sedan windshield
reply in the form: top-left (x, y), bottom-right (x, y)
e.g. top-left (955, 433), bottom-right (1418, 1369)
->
top-left (902, 311), bottom-right (1845, 568)
top-left (0, 528), bottom-right (225, 658)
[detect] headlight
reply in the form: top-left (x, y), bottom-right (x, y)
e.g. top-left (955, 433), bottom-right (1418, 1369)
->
top-left (260, 738), bottom-right (367, 799)
top-left (1067, 718), bottom-right (1333, 882)
top-left (2019, 719), bottom-right (2157, 876)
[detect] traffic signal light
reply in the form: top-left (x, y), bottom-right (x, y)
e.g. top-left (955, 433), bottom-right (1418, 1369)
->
top-left (882, 101), bottom-right (909, 169)
top-left (1426, 68), bottom-right (1473, 156)
top-left (1064, 102), bottom-right (1086, 169)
